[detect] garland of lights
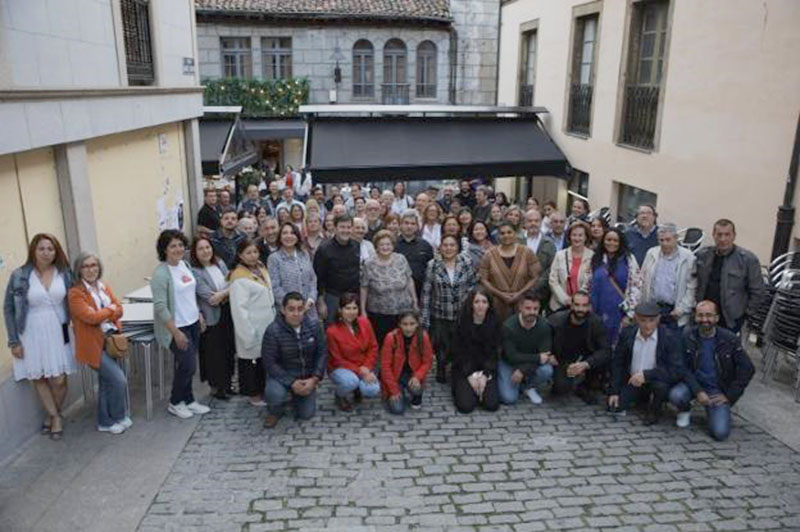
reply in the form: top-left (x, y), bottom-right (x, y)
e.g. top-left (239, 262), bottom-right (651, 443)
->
top-left (203, 78), bottom-right (309, 116)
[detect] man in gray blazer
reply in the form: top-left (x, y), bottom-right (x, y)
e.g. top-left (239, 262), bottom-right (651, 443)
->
top-left (522, 208), bottom-right (556, 307)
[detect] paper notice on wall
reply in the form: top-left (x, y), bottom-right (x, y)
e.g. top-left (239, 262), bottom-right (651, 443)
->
top-left (157, 197), bottom-right (168, 231)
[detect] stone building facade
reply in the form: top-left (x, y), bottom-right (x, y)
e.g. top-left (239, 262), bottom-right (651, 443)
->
top-left (195, 0), bottom-right (500, 106)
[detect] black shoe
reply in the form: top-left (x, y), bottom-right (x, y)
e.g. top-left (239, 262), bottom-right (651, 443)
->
top-left (335, 395), bottom-right (353, 412)
top-left (575, 387), bottom-right (598, 405)
top-left (213, 391), bottom-right (231, 401)
top-left (353, 389), bottom-right (363, 404)
top-left (263, 414), bottom-right (280, 429)
top-left (643, 411), bottom-right (661, 426)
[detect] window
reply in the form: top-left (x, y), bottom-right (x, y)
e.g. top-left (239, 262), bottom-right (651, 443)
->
top-left (567, 170), bottom-right (590, 213)
top-left (616, 182), bottom-right (657, 223)
top-left (519, 30), bottom-right (537, 106)
top-left (382, 39), bottom-right (408, 104)
top-left (567, 14), bottom-right (598, 135)
top-left (121, 0), bottom-right (154, 85)
top-left (416, 41), bottom-right (437, 98)
top-left (221, 37), bottom-right (252, 79)
top-left (262, 37), bottom-right (292, 80)
top-left (352, 40), bottom-right (374, 98)
top-left (619, 0), bottom-right (670, 149)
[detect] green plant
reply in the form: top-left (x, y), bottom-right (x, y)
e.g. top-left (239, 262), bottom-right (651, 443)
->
top-left (203, 78), bottom-right (309, 117)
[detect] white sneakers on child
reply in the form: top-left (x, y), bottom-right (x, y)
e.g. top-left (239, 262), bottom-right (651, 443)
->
top-left (98, 423), bottom-right (126, 434)
top-left (186, 402), bottom-right (211, 415)
top-left (526, 388), bottom-right (543, 405)
top-left (676, 411), bottom-right (691, 428)
top-left (168, 402), bottom-right (193, 419)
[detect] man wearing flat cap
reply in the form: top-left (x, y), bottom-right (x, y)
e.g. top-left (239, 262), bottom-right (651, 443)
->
top-left (607, 301), bottom-right (686, 425)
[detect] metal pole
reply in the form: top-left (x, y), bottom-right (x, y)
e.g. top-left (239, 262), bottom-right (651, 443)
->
top-left (771, 114), bottom-right (800, 259)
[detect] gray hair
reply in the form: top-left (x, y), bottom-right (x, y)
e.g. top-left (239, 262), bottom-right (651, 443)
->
top-left (658, 223), bottom-right (678, 236)
top-left (73, 251), bottom-right (103, 281)
top-left (400, 208), bottom-right (419, 224)
top-left (477, 185), bottom-right (489, 196)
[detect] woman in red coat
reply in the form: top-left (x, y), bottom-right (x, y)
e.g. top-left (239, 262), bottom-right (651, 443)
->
top-left (380, 311), bottom-right (433, 415)
top-left (326, 293), bottom-right (381, 411)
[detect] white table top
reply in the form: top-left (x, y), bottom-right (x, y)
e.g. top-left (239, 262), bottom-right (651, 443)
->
top-left (121, 303), bottom-right (153, 323)
top-left (124, 285), bottom-right (152, 302)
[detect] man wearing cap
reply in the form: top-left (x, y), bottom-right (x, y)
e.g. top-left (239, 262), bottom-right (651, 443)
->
top-left (668, 300), bottom-right (754, 440)
top-left (608, 301), bottom-right (685, 425)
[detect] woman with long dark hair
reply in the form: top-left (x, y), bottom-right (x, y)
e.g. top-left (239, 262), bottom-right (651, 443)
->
top-left (380, 310), bottom-right (433, 415)
top-left (268, 222), bottom-right (318, 320)
top-left (326, 293), bottom-right (380, 411)
top-left (451, 288), bottom-right (500, 413)
top-left (590, 228), bottom-right (641, 345)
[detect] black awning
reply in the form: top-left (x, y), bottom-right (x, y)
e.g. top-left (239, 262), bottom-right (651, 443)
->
top-left (200, 118), bottom-right (259, 176)
top-left (305, 116), bottom-right (570, 183)
top-left (242, 119), bottom-right (305, 140)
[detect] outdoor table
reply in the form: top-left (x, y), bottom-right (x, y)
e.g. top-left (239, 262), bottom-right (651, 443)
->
top-left (124, 285), bottom-right (152, 303)
top-left (121, 303), bottom-right (169, 420)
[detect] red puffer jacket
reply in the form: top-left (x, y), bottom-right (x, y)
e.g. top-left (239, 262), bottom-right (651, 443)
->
top-left (380, 328), bottom-right (433, 398)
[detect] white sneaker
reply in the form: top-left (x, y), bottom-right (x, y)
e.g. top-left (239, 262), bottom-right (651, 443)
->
top-left (119, 416), bottom-right (133, 429)
top-left (676, 411), bottom-right (691, 428)
top-left (168, 402), bottom-right (194, 419)
top-left (98, 423), bottom-right (126, 434)
top-left (526, 388), bottom-right (543, 405)
top-left (186, 401), bottom-right (211, 415)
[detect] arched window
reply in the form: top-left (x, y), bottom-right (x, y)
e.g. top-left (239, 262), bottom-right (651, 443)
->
top-left (352, 39), bottom-right (374, 97)
top-left (383, 39), bottom-right (408, 104)
top-left (416, 41), bottom-right (437, 98)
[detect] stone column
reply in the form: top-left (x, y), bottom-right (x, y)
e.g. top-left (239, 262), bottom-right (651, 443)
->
top-left (55, 142), bottom-right (98, 260)
top-left (183, 118), bottom-right (203, 234)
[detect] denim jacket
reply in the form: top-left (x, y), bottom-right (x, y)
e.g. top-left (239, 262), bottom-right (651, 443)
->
top-left (3, 264), bottom-right (73, 347)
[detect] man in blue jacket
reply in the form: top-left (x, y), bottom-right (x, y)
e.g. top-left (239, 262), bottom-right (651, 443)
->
top-left (668, 300), bottom-right (754, 441)
top-left (608, 301), bottom-right (685, 425)
top-left (262, 292), bottom-right (328, 428)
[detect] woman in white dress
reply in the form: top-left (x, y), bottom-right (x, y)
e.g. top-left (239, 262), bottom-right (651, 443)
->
top-left (3, 234), bottom-right (76, 440)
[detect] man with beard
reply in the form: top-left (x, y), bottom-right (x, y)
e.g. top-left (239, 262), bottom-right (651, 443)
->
top-left (668, 301), bottom-right (754, 440)
top-left (547, 290), bottom-right (610, 404)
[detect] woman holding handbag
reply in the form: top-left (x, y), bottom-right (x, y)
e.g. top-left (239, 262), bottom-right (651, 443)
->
top-left (590, 228), bottom-right (641, 345)
top-left (69, 252), bottom-right (131, 434)
top-left (548, 221), bottom-right (594, 312)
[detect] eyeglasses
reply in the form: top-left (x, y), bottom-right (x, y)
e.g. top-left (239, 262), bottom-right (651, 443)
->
top-left (81, 263), bottom-right (100, 270)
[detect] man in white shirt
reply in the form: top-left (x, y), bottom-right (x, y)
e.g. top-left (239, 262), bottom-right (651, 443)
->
top-left (607, 302), bottom-right (685, 425)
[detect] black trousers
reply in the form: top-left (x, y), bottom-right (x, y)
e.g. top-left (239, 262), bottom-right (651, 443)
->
top-left (368, 312), bottom-right (399, 350)
top-left (552, 364), bottom-right (606, 395)
top-left (452, 374), bottom-right (499, 414)
top-left (198, 303), bottom-right (235, 391)
top-left (238, 357), bottom-right (265, 397)
top-left (619, 379), bottom-right (670, 412)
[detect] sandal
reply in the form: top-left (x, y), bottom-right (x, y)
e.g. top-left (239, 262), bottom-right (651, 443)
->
top-left (49, 416), bottom-right (63, 441)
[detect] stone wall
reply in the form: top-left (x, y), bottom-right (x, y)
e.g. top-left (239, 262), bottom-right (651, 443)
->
top-left (450, 0), bottom-right (500, 105)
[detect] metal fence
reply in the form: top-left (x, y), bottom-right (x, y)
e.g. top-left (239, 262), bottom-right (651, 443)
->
top-left (519, 84), bottom-right (534, 107)
top-left (567, 83), bottom-right (593, 136)
top-left (121, 0), bottom-right (154, 85)
top-left (619, 85), bottom-right (660, 149)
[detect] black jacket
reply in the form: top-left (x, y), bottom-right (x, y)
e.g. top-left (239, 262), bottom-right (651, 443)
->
top-left (681, 326), bottom-right (754, 404)
top-left (610, 325), bottom-right (685, 394)
top-left (262, 314), bottom-right (328, 387)
top-left (396, 236), bottom-right (434, 290)
top-left (313, 237), bottom-right (360, 296)
top-left (548, 310), bottom-right (610, 369)
top-left (451, 313), bottom-right (501, 379)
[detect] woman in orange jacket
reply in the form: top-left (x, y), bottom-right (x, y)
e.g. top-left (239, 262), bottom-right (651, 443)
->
top-left (68, 252), bottom-right (130, 434)
top-left (380, 311), bottom-right (433, 415)
top-left (326, 293), bottom-right (381, 411)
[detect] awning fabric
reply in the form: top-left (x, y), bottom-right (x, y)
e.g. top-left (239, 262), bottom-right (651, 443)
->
top-left (305, 116), bottom-right (570, 183)
top-left (242, 119), bottom-right (305, 140)
top-left (200, 119), bottom-right (258, 176)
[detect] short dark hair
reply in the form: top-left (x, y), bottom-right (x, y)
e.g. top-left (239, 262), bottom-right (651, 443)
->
top-left (496, 221), bottom-right (517, 233)
top-left (572, 289), bottom-right (590, 301)
top-left (156, 230), bottom-right (188, 262)
top-left (204, 188), bottom-right (217, 197)
top-left (518, 291), bottom-right (540, 306)
top-left (282, 291), bottom-right (305, 307)
top-left (220, 206), bottom-right (237, 217)
top-left (334, 213), bottom-right (353, 226)
top-left (713, 218), bottom-right (736, 234)
top-left (189, 235), bottom-right (220, 267)
top-left (544, 200), bottom-right (557, 209)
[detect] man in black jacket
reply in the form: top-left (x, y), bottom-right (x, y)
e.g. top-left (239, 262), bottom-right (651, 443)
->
top-left (395, 210), bottom-right (433, 300)
top-left (668, 300), bottom-right (754, 440)
top-left (608, 302), bottom-right (685, 425)
top-left (313, 214), bottom-right (360, 324)
top-left (548, 291), bottom-right (610, 404)
top-left (262, 292), bottom-right (328, 428)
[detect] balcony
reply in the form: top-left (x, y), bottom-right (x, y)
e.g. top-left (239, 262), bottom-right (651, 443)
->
top-left (619, 85), bottom-right (660, 150)
top-left (203, 78), bottom-right (309, 117)
top-left (121, 0), bottom-right (154, 85)
top-left (519, 84), bottom-right (534, 107)
top-left (567, 83), bottom-right (593, 136)
top-left (381, 83), bottom-right (410, 105)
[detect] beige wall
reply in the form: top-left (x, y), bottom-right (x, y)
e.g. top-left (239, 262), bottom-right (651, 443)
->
top-left (87, 124), bottom-right (191, 298)
top-left (498, 0), bottom-right (800, 262)
top-left (0, 148), bottom-right (65, 375)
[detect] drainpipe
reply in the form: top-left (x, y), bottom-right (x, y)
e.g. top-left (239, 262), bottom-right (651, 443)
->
top-left (771, 113), bottom-right (800, 259)
top-left (494, 1), bottom-right (503, 105)
top-left (448, 27), bottom-right (458, 104)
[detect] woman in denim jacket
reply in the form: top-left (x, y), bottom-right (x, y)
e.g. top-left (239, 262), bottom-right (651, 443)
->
top-left (3, 234), bottom-right (75, 440)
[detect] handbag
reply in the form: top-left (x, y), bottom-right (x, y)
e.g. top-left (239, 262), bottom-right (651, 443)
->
top-left (105, 333), bottom-right (129, 358)
top-left (605, 263), bottom-right (631, 314)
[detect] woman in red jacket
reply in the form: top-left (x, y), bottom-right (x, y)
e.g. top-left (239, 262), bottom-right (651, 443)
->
top-left (380, 311), bottom-right (433, 415)
top-left (326, 293), bottom-right (381, 411)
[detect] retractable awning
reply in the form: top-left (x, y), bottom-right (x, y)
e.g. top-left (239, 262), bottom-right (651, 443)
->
top-left (199, 117), bottom-right (259, 176)
top-left (303, 114), bottom-right (570, 183)
top-left (242, 119), bottom-right (305, 140)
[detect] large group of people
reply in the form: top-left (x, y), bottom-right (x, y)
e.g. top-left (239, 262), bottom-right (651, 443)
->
top-left (3, 176), bottom-right (765, 442)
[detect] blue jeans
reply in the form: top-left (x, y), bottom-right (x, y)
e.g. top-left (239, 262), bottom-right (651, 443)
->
top-left (95, 351), bottom-right (128, 427)
top-left (265, 378), bottom-right (317, 420)
top-left (386, 371), bottom-right (423, 415)
top-left (497, 360), bottom-right (554, 405)
top-left (329, 368), bottom-right (381, 399)
top-left (169, 321), bottom-right (200, 406)
top-left (668, 383), bottom-right (732, 441)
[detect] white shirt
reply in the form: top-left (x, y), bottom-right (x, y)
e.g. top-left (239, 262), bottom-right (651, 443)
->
top-left (168, 261), bottom-right (200, 327)
top-left (422, 223), bottom-right (442, 249)
top-left (391, 196), bottom-right (414, 215)
top-left (84, 280), bottom-right (116, 334)
top-left (630, 329), bottom-right (658, 375)
top-left (526, 231), bottom-right (542, 254)
top-left (359, 240), bottom-right (376, 265)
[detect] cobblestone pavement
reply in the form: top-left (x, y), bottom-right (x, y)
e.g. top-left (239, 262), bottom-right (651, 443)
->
top-left (138, 382), bottom-right (800, 532)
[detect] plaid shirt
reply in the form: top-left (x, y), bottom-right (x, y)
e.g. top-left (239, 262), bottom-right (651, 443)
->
top-left (421, 254), bottom-right (477, 329)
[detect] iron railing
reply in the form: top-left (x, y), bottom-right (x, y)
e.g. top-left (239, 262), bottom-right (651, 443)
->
top-left (121, 0), bottom-right (154, 85)
top-left (519, 84), bottom-right (534, 107)
top-left (381, 84), bottom-right (410, 105)
top-left (620, 85), bottom-right (660, 149)
top-left (567, 83), bottom-right (593, 135)
top-left (417, 83), bottom-right (436, 99)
